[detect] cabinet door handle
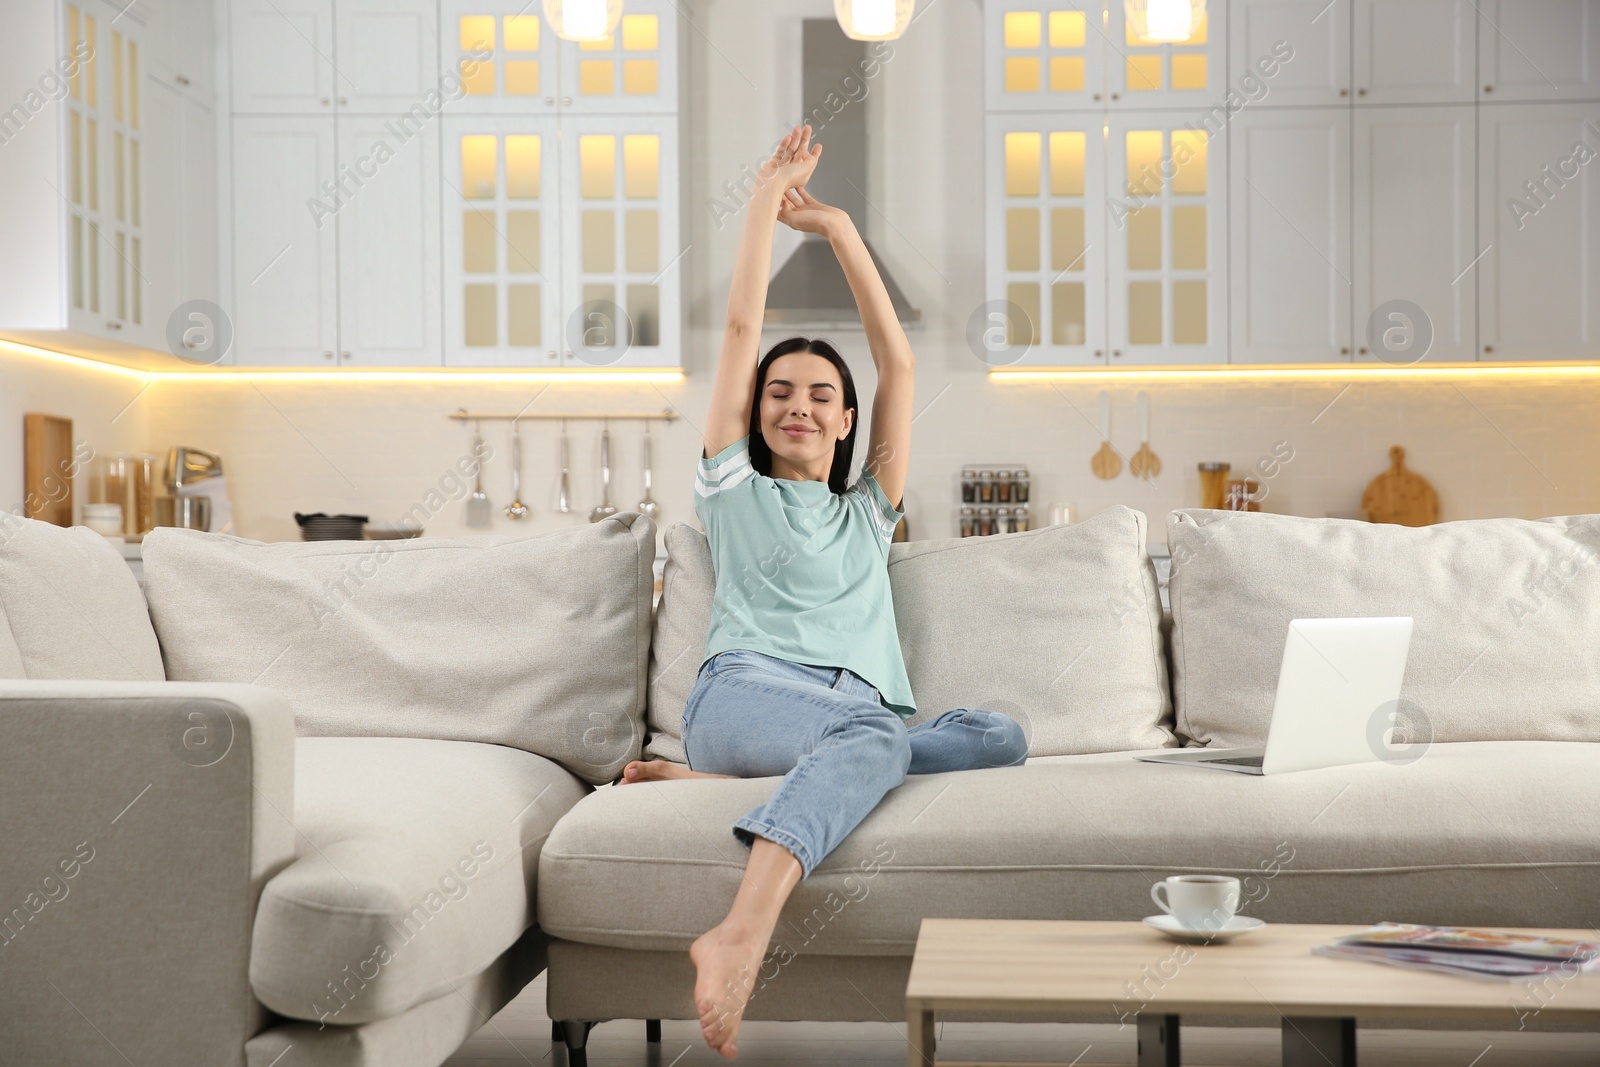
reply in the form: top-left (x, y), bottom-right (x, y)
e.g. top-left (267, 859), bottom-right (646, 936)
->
top-left (1357, 88), bottom-right (1367, 96)
top-left (547, 349), bottom-right (558, 359)
top-left (561, 96), bottom-right (572, 106)
top-left (1112, 349), bottom-right (1122, 358)
top-left (176, 74), bottom-right (191, 86)
top-left (1340, 346), bottom-right (1350, 355)
top-left (341, 351), bottom-right (352, 360)
top-left (323, 351), bottom-right (334, 359)
top-left (1359, 345), bottom-right (1369, 354)
top-left (1484, 345), bottom-right (1495, 354)
top-left (1093, 92), bottom-right (1102, 101)
top-left (545, 96), bottom-right (555, 105)
top-left (106, 320), bottom-right (122, 330)
top-left (338, 97), bottom-right (348, 105)
top-left (1484, 85), bottom-right (1494, 93)
top-left (1094, 349), bottom-right (1103, 358)
top-left (1110, 92), bottom-right (1120, 100)
top-left (1339, 88), bottom-right (1349, 97)
top-left (321, 97), bottom-right (331, 106)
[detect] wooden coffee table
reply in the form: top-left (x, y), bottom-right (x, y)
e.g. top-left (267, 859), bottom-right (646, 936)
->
top-left (906, 919), bottom-right (1600, 1066)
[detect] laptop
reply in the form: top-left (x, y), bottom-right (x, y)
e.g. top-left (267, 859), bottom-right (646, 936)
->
top-left (1139, 617), bottom-right (1415, 776)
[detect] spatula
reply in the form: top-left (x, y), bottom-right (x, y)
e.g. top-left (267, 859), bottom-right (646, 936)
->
top-left (1130, 391), bottom-right (1162, 481)
top-left (1090, 390), bottom-right (1122, 479)
top-left (466, 420), bottom-right (491, 527)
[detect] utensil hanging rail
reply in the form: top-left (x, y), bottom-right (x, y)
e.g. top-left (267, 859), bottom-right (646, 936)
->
top-left (448, 408), bottom-right (680, 422)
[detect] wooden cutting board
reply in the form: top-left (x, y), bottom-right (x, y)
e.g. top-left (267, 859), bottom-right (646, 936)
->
top-left (1362, 444), bottom-right (1438, 526)
top-left (24, 414), bottom-right (75, 526)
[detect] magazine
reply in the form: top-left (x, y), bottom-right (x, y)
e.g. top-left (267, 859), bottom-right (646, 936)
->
top-left (1314, 924), bottom-right (1600, 982)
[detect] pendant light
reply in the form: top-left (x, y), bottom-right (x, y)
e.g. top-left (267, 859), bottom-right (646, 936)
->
top-left (1124, 0), bottom-right (1204, 43)
top-left (543, 0), bottom-right (623, 42)
top-left (833, 0), bottom-right (915, 41)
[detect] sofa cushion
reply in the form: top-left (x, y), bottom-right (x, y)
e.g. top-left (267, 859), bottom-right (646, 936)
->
top-left (1168, 509), bottom-right (1600, 748)
top-left (249, 736), bottom-right (589, 1025)
top-left (143, 513), bottom-right (655, 784)
top-left (0, 514), bottom-right (164, 681)
top-left (645, 506), bottom-right (1173, 762)
top-left (538, 741), bottom-right (1600, 955)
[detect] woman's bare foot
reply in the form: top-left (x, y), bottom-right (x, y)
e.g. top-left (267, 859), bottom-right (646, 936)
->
top-left (689, 921), bottom-right (770, 1059)
top-left (618, 760), bottom-right (735, 784)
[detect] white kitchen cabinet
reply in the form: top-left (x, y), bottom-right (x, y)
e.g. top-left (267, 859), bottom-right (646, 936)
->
top-left (1478, 0), bottom-right (1600, 102)
top-left (984, 113), bottom-right (1107, 366)
top-left (1478, 103), bottom-right (1600, 359)
top-left (1228, 108), bottom-right (1352, 363)
top-left (1227, 0), bottom-right (1350, 107)
top-left (1104, 1), bottom-right (1224, 108)
top-left (983, 0), bottom-right (1106, 111)
top-left (336, 117), bottom-right (441, 364)
top-left (557, 115), bottom-right (681, 367)
top-left (145, 0), bottom-right (217, 100)
top-left (232, 0), bottom-right (437, 114)
top-left (1106, 113), bottom-right (1228, 363)
top-left (1352, 106), bottom-right (1477, 364)
top-left (231, 117), bottom-right (338, 363)
top-left (442, 116), bottom-right (564, 366)
top-left (229, 0), bottom-right (336, 113)
top-left (335, 0), bottom-right (440, 113)
top-left (142, 78), bottom-right (219, 354)
top-left (1352, 0), bottom-right (1476, 104)
top-left (441, 0), bottom-right (562, 114)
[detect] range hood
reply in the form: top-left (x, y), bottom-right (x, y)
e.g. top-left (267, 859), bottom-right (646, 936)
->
top-left (763, 20), bottom-right (921, 327)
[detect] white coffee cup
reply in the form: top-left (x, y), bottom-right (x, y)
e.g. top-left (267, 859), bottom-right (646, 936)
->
top-left (1151, 875), bottom-right (1241, 931)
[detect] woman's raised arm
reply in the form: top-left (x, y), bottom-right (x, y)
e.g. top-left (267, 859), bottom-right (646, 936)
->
top-left (703, 125), bottom-right (822, 460)
top-left (777, 187), bottom-right (914, 510)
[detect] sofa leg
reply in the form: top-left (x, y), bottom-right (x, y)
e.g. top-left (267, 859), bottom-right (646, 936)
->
top-left (558, 1019), bottom-right (593, 1066)
top-left (551, 1020), bottom-right (562, 1043)
top-left (646, 1018), bottom-right (661, 1043)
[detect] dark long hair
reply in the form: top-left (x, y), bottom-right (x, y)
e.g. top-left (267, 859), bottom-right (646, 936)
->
top-left (747, 337), bottom-right (859, 495)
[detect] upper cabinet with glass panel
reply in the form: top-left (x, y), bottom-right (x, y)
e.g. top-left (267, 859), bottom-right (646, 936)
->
top-left (443, 0), bottom-right (677, 114)
top-left (986, 1), bottom-right (1223, 111)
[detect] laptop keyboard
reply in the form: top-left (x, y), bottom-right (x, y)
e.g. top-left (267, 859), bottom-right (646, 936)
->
top-left (1207, 755), bottom-right (1265, 768)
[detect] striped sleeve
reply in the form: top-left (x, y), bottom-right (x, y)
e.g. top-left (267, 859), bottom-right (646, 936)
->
top-left (694, 435), bottom-right (755, 525)
top-left (852, 467), bottom-right (904, 546)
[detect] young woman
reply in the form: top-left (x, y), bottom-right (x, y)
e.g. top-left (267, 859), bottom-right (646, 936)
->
top-left (619, 124), bottom-right (1028, 1060)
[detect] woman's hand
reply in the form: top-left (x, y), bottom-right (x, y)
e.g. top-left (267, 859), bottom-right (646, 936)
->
top-left (756, 124), bottom-right (823, 195)
top-left (777, 186), bottom-right (850, 239)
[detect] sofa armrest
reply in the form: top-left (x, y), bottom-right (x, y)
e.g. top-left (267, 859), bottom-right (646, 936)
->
top-left (0, 681), bottom-right (296, 1067)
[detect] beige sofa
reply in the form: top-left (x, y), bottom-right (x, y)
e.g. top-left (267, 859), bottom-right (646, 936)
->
top-left (2, 506), bottom-right (1597, 1067)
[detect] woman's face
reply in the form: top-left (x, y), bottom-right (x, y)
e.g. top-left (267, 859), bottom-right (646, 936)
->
top-left (759, 351), bottom-right (852, 473)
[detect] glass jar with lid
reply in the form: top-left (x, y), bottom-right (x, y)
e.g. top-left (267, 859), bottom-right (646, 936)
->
top-left (959, 506), bottom-right (975, 537)
top-left (978, 471), bottom-right (995, 503)
top-left (1014, 468), bottom-right (1030, 503)
top-left (960, 468), bottom-right (978, 503)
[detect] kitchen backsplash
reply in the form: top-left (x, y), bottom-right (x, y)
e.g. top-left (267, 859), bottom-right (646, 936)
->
top-left (120, 339), bottom-right (1599, 549)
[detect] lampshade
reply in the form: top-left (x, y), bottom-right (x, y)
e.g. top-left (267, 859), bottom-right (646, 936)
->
top-left (1124, 0), bottom-right (1204, 43)
top-left (833, 0), bottom-right (915, 41)
top-left (543, 0), bottom-right (623, 42)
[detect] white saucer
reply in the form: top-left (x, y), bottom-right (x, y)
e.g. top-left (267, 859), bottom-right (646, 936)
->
top-left (1143, 914), bottom-right (1266, 943)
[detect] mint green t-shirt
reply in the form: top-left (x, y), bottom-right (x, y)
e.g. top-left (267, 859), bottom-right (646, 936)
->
top-left (693, 434), bottom-right (916, 719)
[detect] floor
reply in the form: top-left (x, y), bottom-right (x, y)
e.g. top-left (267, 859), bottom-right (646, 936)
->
top-left (444, 972), bottom-right (1600, 1066)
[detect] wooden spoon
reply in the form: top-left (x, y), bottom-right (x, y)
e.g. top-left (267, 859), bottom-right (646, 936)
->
top-left (1090, 390), bottom-right (1122, 480)
top-left (1129, 391), bottom-right (1162, 481)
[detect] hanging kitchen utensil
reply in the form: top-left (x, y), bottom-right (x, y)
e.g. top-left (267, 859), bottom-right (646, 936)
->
top-left (590, 421), bottom-right (618, 523)
top-left (466, 419), bottom-right (491, 527)
top-left (1129, 391), bottom-right (1162, 481)
top-left (1090, 390), bottom-right (1123, 480)
top-left (1362, 444), bottom-right (1439, 526)
top-left (556, 419), bottom-right (572, 514)
top-left (638, 421), bottom-right (659, 521)
top-left (505, 420), bottom-right (529, 519)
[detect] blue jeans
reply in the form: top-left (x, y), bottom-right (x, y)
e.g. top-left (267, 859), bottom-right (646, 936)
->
top-left (680, 648), bottom-right (1028, 879)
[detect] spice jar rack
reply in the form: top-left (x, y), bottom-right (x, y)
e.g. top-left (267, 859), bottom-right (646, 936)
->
top-left (958, 465), bottom-right (1030, 537)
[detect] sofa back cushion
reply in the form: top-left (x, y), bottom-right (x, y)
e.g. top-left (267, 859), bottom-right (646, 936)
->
top-left (0, 514), bottom-right (164, 681)
top-left (646, 505), bottom-right (1174, 761)
top-left (143, 513), bottom-right (656, 785)
top-left (1167, 509), bottom-right (1600, 747)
